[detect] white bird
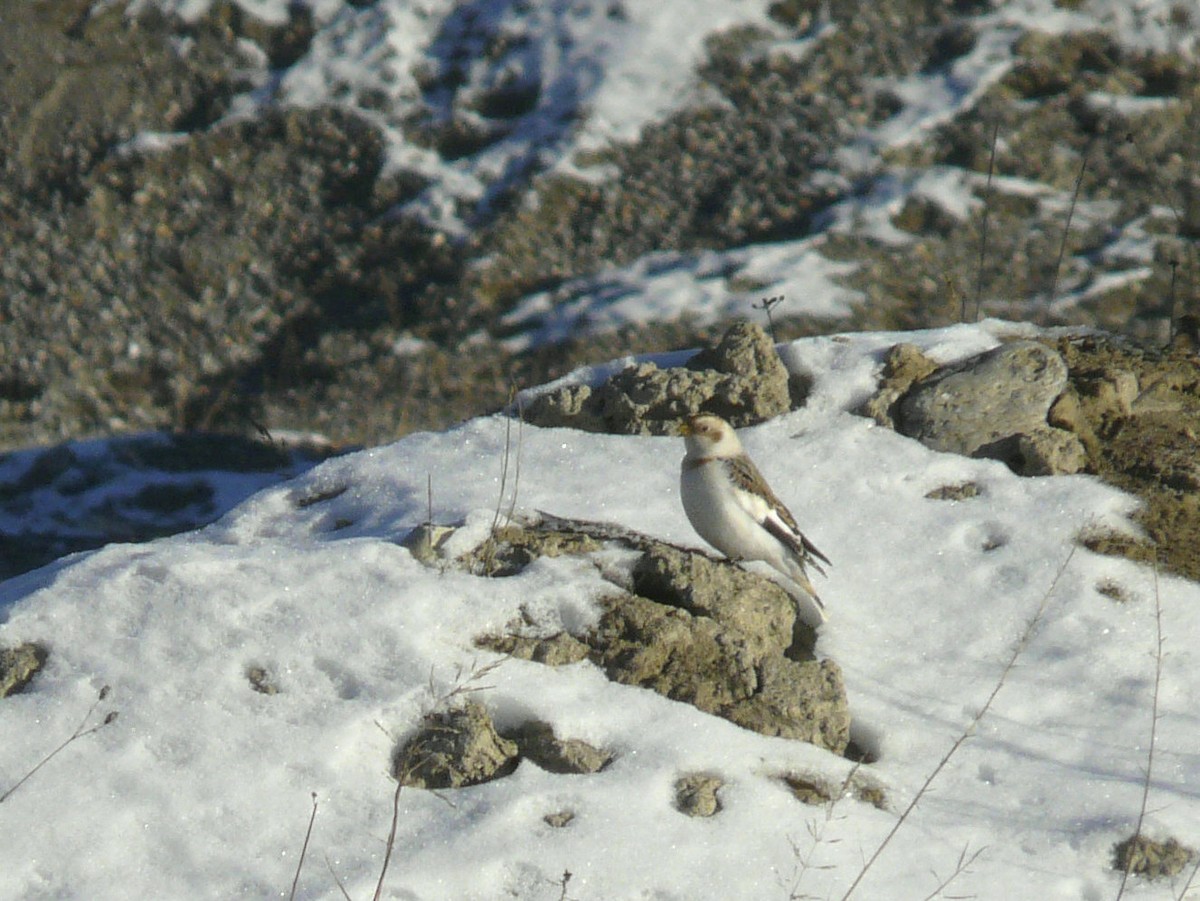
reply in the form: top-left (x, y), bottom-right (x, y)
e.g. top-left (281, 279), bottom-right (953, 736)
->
top-left (679, 414), bottom-right (830, 620)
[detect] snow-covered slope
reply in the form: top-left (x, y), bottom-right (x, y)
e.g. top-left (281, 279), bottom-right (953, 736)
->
top-left (2, 322), bottom-right (1196, 900)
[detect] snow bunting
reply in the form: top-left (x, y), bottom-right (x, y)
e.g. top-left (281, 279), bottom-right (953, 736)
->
top-left (679, 414), bottom-right (830, 619)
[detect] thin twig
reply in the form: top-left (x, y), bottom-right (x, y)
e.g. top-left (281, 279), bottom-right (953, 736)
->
top-left (552, 869), bottom-right (574, 901)
top-left (1048, 146), bottom-right (1090, 308)
top-left (921, 844), bottom-right (987, 901)
top-left (1167, 258), bottom-right (1180, 345)
top-left (504, 385), bottom-right (524, 525)
top-left (426, 472), bottom-right (434, 559)
top-left (324, 854), bottom-right (353, 901)
top-left (784, 765), bottom-right (860, 899)
top-left (1178, 845), bottom-right (1200, 901)
top-left (288, 793), bottom-right (318, 901)
top-left (752, 294), bottom-right (786, 343)
top-left (841, 546), bottom-right (1077, 900)
top-left (972, 119), bottom-right (1000, 323)
top-left (0, 686), bottom-right (118, 804)
top-left (482, 388), bottom-right (519, 573)
top-left (1117, 556), bottom-right (1165, 900)
top-left (372, 776), bottom-right (405, 901)
top-left (492, 403), bottom-right (513, 537)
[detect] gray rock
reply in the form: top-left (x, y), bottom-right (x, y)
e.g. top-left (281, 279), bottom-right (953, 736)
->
top-left (392, 701), bottom-right (519, 789)
top-left (896, 341), bottom-right (1069, 456)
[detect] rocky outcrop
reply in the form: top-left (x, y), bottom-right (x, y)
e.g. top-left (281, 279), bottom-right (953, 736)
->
top-left (865, 340), bottom-right (1085, 475)
top-left (525, 321), bottom-right (799, 435)
top-left (865, 333), bottom-right (1200, 581)
top-left (468, 514), bottom-right (849, 755)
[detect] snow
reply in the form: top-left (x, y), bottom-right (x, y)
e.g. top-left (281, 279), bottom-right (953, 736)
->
top-left (3, 321), bottom-right (1198, 900)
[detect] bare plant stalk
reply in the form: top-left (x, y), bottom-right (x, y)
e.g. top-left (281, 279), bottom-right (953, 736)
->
top-left (1049, 147), bottom-right (1090, 308)
top-left (784, 765), bottom-right (860, 899)
top-left (1167, 258), bottom-right (1180, 344)
top-left (752, 294), bottom-right (786, 343)
top-left (373, 777), bottom-right (405, 901)
top-left (1116, 557), bottom-right (1165, 900)
top-left (553, 869), bottom-right (573, 901)
top-left (482, 388), bottom-right (519, 573)
top-left (0, 685), bottom-right (118, 804)
top-left (426, 472), bottom-right (434, 560)
top-left (324, 854), bottom-right (353, 901)
top-left (371, 657), bottom-right (508, 899)
top-left (504, 385), bottom-right (524, 525)
top-left (921, 844), bottom-right (987, 901)
top-left (1178, 847), bottom-right (1200, 901)
top-left (491, 404), bottom-right (513, 537)
top-left (972, 119), bottom-right (1000, 323)
top-left (288, 793), bottom-right (318, 901)
top-left (840, 546), bottom-right (1077, 900)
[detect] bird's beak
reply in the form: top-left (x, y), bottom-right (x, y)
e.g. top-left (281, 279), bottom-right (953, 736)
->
top-left (678, 420), bottom-right (692, 436)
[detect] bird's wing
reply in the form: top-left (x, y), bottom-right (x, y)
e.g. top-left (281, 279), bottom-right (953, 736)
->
top-left (724, 454), bottom-right (831, 573)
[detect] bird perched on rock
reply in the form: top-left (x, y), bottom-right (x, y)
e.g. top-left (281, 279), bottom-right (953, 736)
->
top-left (679, 414), bottom-right (830, 620)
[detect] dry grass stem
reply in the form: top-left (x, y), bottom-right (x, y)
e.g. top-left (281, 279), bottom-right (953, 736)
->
top-left (1048, 146), bottom-right (1090, 306)
top-left (921, 844), bottom-right (986, 901)
top-left (1117, 557), bottom-right (1165, 900)
top-left (971, 119), bottom-right (1000, 323)
top-left (288, 793), bottom-right (318, 901)
top-left (840, 546), bottom-right (1076, 900)
top-left (0, 685), bottom-right (118, 805)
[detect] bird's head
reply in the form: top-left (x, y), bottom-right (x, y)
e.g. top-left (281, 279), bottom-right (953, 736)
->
top-left (680, 414), bottom-right (742, 457)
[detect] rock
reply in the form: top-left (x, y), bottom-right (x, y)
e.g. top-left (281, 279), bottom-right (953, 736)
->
top-left (859, 343), bottom-right (939, 428)
top-left (467, 515), bottom-right (851, 754)
top-left (459, 523), bottom-right (602, 577)
top-left (246, 666), bottom-right (280, 695)
top-left (392, 701), bottom-right (519, 789)
top-left (674, 773), bottom-right (723, 817)
top-left (590, 593), bottom-right (761, 711)
top-left (524, 321), bottom-right (793, 435)
top-left (591, 588), bottom-right (848, 751)
top-left (925, 482), bottom-right (982, 501)
top-left (723, 656), bottom-right (848, 749)
top-left (630, 543), bottom-right (806, 660)
top-left (400, 523), bottom-right (459, 566)
top-left (543, 810), bottom-right (575, 828)
top-left (974, 427), bottom-right (1088, 476)
top-left (0, 643), bottom-right (47, 698)
top-left (479, 631), bottom-right (592, 666)
top-left (896, 340), bottom-right (1069, 456)
top-left (1112, 834), bottom-right (1195, 880)
top-left (506, 720), bottom-right (614, 774)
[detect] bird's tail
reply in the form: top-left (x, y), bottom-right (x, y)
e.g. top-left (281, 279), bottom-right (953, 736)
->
top-left (785, 561), bottom-right (827, 623)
